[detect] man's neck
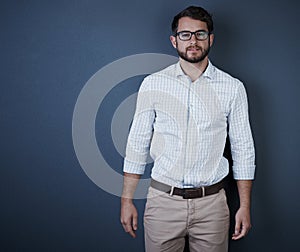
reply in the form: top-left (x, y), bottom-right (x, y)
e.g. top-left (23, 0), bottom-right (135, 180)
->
top-left (179, 57), bottom-right (209, 82)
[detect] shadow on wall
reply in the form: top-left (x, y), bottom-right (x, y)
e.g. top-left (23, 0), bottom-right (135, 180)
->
top-left (182, 139), bottom-right (238, 252)
top-left (181, 11), bottom-right (257, 251)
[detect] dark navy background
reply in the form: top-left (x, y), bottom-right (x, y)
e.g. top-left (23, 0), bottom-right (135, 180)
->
top-left (1, 0), bottom-right (299, 251)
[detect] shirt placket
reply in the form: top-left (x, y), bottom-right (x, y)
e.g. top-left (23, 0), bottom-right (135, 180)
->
top-left (183, 78), bottom-right (194, 187)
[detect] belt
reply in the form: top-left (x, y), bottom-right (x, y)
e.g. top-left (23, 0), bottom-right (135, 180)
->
top-left (150, 179), bottom-right (224, 199)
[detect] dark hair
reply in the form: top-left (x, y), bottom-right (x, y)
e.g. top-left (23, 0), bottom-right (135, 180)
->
top-left (171, 6), bottom-right (214, 34)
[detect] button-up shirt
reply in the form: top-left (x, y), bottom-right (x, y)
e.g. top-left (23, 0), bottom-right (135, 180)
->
top-left (123, 61), bottom-right (255, 188)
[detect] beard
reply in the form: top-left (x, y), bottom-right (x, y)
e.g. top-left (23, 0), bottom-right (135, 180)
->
top-left (176, 43), bottom-right (210, 64)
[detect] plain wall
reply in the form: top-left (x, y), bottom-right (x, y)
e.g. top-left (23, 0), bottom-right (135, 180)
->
top-left (1, 0), bottom-right (300, 251)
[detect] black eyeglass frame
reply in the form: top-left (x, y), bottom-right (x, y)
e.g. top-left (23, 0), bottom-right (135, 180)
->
top-left (175, 30), bottom-right (211, 41)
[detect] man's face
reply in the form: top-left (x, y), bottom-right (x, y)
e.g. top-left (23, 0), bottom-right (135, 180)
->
top-left (170, 17), bottom-right (214, 63)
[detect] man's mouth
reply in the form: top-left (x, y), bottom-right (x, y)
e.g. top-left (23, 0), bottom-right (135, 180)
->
top-left (187, 46), bottom-right (201, 52)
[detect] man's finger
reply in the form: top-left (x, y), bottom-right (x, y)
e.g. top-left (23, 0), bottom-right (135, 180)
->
top-left (235, 219), bottom-right (242, 235)
top-left (127, 226), bottom-right (136, 238)
top-left (232, 219), bottom-right (243, 240)
top-left (122, 223), bottom-right (136, 238)
top-left (232, 224), bottom-right (251, 240)
top-left (132, 213), bottom-right (138, 231)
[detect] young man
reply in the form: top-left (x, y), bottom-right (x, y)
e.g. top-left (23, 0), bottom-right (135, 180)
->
top-left (121, 6), bottom-right (255, 252)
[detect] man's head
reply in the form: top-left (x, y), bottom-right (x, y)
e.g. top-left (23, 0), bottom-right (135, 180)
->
top-left (171, 6), bottom-right (214, 35)
top-left (170, 6), bottom-right (214, 64)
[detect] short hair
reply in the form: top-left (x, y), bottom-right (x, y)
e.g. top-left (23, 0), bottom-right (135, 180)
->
top-left (171, 6), bottom-right (214, 34)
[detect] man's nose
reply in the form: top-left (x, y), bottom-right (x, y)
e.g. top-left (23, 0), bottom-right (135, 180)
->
top-left (190, 34), bottom-right (197, 44)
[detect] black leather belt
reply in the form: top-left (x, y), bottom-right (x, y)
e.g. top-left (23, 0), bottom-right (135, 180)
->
top-left (150, 179), bottom-right (224, 199)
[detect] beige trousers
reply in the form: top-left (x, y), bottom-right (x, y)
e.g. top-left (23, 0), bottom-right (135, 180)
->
top-left (144, 187), bottom-right (230, 252)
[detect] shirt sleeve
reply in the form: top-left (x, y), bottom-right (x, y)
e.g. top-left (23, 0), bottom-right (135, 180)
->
top-left (228, 82), bottom-right (256, 180)
top-left (123, 78), bottom-right (155, 174)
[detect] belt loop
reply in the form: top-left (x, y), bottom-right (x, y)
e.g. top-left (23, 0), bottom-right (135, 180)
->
top-left (201, 186), bottom-right (205, 197)
top-left (169, 186), bottom-right (175, 196)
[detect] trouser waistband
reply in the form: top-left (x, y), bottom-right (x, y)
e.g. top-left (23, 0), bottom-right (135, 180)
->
top-left (150, 179), bottom-right (224, 199)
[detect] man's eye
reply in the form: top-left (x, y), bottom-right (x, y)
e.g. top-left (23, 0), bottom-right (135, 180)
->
top-left (181, 33), bottom-right (190, 38)
top-left (196, 31), bottom-right (205, 36)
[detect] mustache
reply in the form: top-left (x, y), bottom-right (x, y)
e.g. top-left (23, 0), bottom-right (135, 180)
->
top-left (187, 45), bottom-right (202, 50)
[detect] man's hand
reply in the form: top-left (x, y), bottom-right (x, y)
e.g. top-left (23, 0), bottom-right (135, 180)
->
top-left (120, 173), bottom-right (141, 238)
top-left (121, 198), bottom-right (138, 238)
top-left (232, 206), bottom-right (252, 240)
top-left (232, 180), bottom-right (253, 240)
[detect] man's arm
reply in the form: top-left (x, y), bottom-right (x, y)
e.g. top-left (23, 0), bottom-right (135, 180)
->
top-left (232, 180), bottom-right (253, 240)
top-left (120, 172), bottom-right (141, 238)
top-left (120, 78), bottom-right (155, 238)
top-left (227, 82), bottom-right (256, 240)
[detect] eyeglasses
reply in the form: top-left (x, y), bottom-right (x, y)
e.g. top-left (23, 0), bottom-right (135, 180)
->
top-left (175, 30), bottom-right (210, 41)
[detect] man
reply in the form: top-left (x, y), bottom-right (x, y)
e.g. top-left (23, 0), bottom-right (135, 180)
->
top-left (121, 6), bottom-right (255, 252)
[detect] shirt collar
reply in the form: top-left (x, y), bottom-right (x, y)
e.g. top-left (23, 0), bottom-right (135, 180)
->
top-left (175, 60), bottom-right (215, 80)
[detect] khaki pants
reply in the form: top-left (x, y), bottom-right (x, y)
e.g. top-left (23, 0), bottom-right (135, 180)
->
top-left (144, 187), bottom-right (230, 252)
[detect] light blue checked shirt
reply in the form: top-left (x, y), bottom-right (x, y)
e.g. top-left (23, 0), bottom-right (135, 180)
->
top-left (123, 61), bottom-right (255, 188)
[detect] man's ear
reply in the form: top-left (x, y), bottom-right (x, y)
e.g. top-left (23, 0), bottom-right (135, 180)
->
top-left (170, 35), bottom-right (177, 48)
top-left (209, 33), bottom-right (214, 47)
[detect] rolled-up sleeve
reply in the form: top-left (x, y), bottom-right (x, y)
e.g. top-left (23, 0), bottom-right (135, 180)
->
top-left (123, 79), bottom-right (155, 174)
top-left (228, 82), bottom-right (256, 180)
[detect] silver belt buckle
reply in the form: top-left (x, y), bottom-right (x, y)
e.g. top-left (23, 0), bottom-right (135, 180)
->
top-left (201, 186), bottom-right (205, 197)
top-left (169, 186), bottom-right (175, 196)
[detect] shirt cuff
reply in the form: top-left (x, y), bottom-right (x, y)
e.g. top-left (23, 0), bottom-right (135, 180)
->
top-left (123, 159), bottom-right (146, 175)
top-left (232, 165), bottom-right (256, 180)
